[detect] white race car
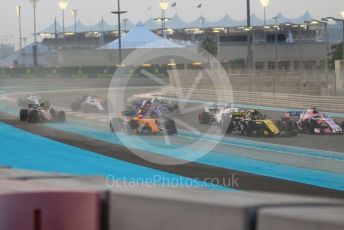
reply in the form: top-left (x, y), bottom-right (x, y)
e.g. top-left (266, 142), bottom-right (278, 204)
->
top-left (199, 103), bottom-right (240, 125)
top-left (71, 96), bottom-right (107, 113)
top-left (20, 102), bottom-right (65, 123)
top-left (17, 94), bottom-right (50, 108)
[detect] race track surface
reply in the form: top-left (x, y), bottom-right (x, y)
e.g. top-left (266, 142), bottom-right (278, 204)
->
top-left (14, 87), bottom-right (343, 153)
top-left (1, 85), bottom-right (344, 199)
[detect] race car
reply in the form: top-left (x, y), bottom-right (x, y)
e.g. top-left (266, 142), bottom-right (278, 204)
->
top-left (131, 98), bottom-right (179, 116)
top-left (221, 109), bottom-right (296, 137)
top-left (199, 103), bottom-right (240, 125)
top-left (71, 96), bottom-right (107, 113)
top-left (110, 111), bottom-right (177, 135)
top-left (286, 108), bottom-right (344, 134)
top-left (19, 102), bottom-right (66, 123)
top-left (17, 94), bottom-right (50, 108)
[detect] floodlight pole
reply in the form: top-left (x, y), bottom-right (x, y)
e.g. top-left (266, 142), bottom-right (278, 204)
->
top-left (111, 0), bottom-right (127, 65)
top-left (62, 9), bottom-right (65, 34)
top-left (264, 7), bottom-right (266, 26)
top-left (161, 8), bottom-right (165, 37)
top-left (33, 3), bottom-right (37, 44)
top-left (246, 0), bottom-right (253, 69)
top-left (30, 0), bottom-right (39, 67)
top-left (16, 6), bottom-right (23, 50)
top-left (247, 0), bottom-right (251, 27)
top-left (156, 2), bottom-right (170, 38)
top-left (59, 1), bottom-right (68, 37)
top-left (71, 10), bottom-right (78, 47)
top-left (273, 16), bottom-right (279, 95)
top-left (260, 0), bottom-right (270, 26)
top-left (342, 21), bottom-right (344, 60)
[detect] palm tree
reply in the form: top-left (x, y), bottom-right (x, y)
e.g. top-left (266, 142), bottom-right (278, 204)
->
top-left (328, 43), bottom-right (343, 70)
top-left (200, 36), bottom-right (218, 57)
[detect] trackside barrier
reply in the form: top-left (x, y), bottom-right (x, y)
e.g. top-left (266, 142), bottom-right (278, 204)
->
top-left (257, 206), bottom-right (344, 230)
top-left (0, 165), bottom-right (10, 169)
top-left (161, 87), bottom-right (344, 113)
top-left (0, 168), bottom-right (72, 180)
top-left (22, 176), bottom-right (344, 230)
top-left (0, 66), bottom-right (169, 78)
top-left (0, 179), bottom-right (102, 230)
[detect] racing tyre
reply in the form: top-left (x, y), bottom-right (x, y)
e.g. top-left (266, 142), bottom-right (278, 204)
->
top-left (28, 110), bottom-right (38, 123)
top-left (243, 121), bottom-right (254, 137)
top-left (220, 115), bottom-right (231, 134)
top-left (305, 120), bottom-right (315, 134)
top-left (165, 119), bottom-right (177, 135)
top-left (57, 111), bottom-right (66, 123)
top-left (278, 119), bottom-right (297, 137)
top-left (50, 108), bottom-right (56, 119)
top-left (341, 121), bottom-right (344, 133)
top-left (199, 112), bottom-right (211, 124)
top-left (110, 118), bottom-right (122, 132)
top-left (129, 120), bottom-right (140, 130)
top-left (284, 120), bottom-right (297, 137)
top-left (110, 121), bottom-right (114, 132)
top-left (19, 109), bottom-right (29, 121)
top-left (101, 100), bottom-right (108, 113)
top-left (71, 101), bottom-right (82, 112)
top-left (256, 124), bottom-right (266, 137)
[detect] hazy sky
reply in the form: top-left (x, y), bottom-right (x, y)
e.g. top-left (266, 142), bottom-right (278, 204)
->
top-left (1, 0), bottom-right (344, 47)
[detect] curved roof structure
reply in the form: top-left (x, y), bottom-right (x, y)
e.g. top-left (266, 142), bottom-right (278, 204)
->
top-left (39, 12), bottom-right (315, 34)
top-left (166, 15), bottom-right (188, 29)
top-left (143, 18), bottom-right (161, 30)
top-left (210, 15), bottom-right (239, 27)
top-left (39, 22), bottom-right (63, 34)
top-left (89, 19), bottom-right (116, 32)
top-left (64, 20), bottom-right (90, 33)
top-left (101, 24), bottom-right (184, 49)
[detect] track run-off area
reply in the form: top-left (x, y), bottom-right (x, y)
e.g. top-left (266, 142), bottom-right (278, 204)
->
top-left (1, 86), bottom-right (344, 198)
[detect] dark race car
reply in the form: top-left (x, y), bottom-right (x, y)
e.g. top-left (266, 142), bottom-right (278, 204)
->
top-left (19, 102), bottom-right (66, 123)
top-left (131, 98), bottom-right (179, 117)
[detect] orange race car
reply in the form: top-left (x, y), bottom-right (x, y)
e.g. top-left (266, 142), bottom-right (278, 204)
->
top-left (110, 111), bottom-right (177, 135)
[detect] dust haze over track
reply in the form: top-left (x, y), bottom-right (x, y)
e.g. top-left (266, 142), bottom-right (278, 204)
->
top-left (1, 79), bottom-right (344, 198)
top-left (3, 83), bottom-right (343, 153)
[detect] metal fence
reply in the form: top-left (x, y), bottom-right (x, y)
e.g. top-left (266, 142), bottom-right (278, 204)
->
top-left (162, 87), bottom-right (344, 113)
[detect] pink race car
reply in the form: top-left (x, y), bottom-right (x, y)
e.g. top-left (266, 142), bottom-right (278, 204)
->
top-left (286, 108), bottom-right (344, 134)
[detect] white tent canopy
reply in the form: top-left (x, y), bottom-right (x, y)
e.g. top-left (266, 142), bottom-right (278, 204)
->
top-left (39, 12), bottom-right (315, 34)
top-left (101, 24), bottom-right (184, 49)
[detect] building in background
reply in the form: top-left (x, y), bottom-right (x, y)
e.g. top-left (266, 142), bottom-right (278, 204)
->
top-left (0, 12), bottom-right (333, 71)
top-left (0, 44), bottom-right (15, 59)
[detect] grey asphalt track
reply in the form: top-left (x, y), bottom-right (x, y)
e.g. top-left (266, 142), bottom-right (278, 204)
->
top-left (14, 86), bottom-right (344, 153)
top-left (2, 80), bottom-right (344, 199)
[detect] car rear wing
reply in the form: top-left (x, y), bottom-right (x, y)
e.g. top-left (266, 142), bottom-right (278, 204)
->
top-left (28, 104), bottom-right (38, 109)
top-left (231, 112), bottom-right (246, 118)
top-left (285, 111), bottom-right (302, 118)
top-left (122, 111), bottom-right (137, 117)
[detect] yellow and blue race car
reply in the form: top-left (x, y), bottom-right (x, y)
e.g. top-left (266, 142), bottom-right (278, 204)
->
top-left (221, 109), bottom-right (296, 137)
